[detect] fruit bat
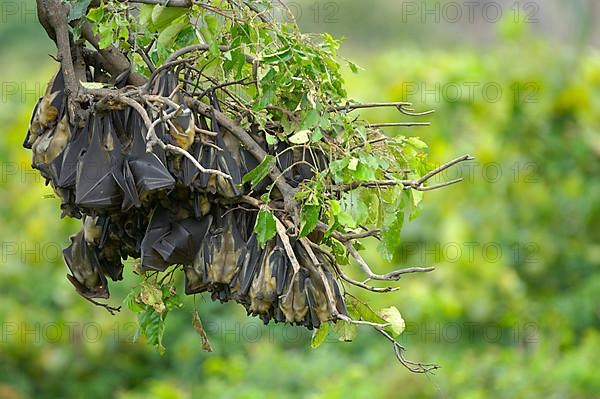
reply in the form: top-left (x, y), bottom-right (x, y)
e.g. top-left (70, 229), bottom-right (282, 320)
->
top-left (202, 207), bottom-right (246, 284)
top-left (279, 270), bottom-right (309, 324)
top-left (206, 92), bottom-right (243, 198)
top-left (32, 113), bottom-right (71, 169)
top-left (58, 123), bottom-right (90, 189)
top-left (140, 206), bottom-right (173, 271)
top-left (127, 116), bottom-right (175, 200)
top-left (105, 120), bottom-right (141, 212)
top-left (152, 215), bottom-right (212, 265)
top-left (233, 233), bottom-right (265, 297)
top-left (249, 240), bottom-right (280, 315)
top-left (24, 63), bottom-right (349, 324)
top-left (75, 115), bottom-right (121, 209)
top-left (168, 107), bottom-right (196, 151)
top-left (24, 68), bottom-right (65, 149)
top-left (63, 229), bottom-right (109, 299)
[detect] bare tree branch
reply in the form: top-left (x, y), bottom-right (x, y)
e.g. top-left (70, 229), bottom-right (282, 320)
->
top-left (332, 154), bottom-right (474, 192)
top-left (346, 242), bottom-right (435, 281)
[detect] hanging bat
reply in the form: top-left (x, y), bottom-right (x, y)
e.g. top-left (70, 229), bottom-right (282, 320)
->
top-left (75, 115), bottom-right (121, 209)
top-left (152, 215), bottom-right (212, 265)
top-left (168, 107), bottom-right (196, 151)
top-left (203, 207), bottom-right (246, 284)
top-left (279, 269), bottom-right (309, 324)
top-left (140, 206), bottom-right (173, 272)
top-left (58, 122), bottom-right (90, 189)
top-left (24, 68), bottom-right (65, 149)
top-left (63, 229), bottom-right (109, 299)
top-left (127, 116), bottom-right (176, 200)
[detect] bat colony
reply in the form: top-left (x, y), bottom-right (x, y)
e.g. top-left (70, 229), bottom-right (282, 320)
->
top-left (24, 66), bottom-right (348, 329)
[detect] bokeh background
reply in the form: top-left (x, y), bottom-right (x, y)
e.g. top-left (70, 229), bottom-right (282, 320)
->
top-left (1, 0), bottom-right (599, 397)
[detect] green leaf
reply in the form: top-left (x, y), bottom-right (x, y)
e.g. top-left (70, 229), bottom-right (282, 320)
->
top-left (204, 13), bottom-right (221, 36)
top-left (289, 130), bottom-right (311, 144)
top-left (123, 289), bottom-right (145, 313)
top-left (151, 5), bottom-right (187, 32)
top-left (157, 22), bottom-right (187, 48)
top-left (311, 128), bottom-right (324, 143)
top-left (137, 305), bottom-right (166, 354)
top-left (265, 133), bottom-right (278, 145)
top-left (69, 0), bottom-right (92, 21)
top-left (86, 6), bottom-right (104, 23)
top-left (311, 322), bottom-right (329, 348)
top-left (329, 199), bottom-right (341, 216)
top-left (348, 158), bottom-right (359, 171)
top-left (346, 296), bottom-right (387, 325)
top-left (98, 24), bottom-right (115, 49)
top-left (337, 211), bottom-right (357, 229)
top-left (301, 109), bottom-right (320, 129)
top-left (263, 47), bottom-right (293, 64)
top-left (333, 320), bottom-right (357, 342)
top-left (380, 211), bottom-right (404, 261)
top-left (347, 60), bottom-right (359, 73)
top-left (139, 281), bottom-right (166, 313)
top-left (354, 162), bottom-right (377, 181)
top-left (407, 136), bottom-right (428, 150)
top-left (378, 306), bottom-right (406, 337)
top-left (254, 210), bottom-right (277, 247)
top-left (412, 189), bottom-right (424, 207)
top-left (300, 205), bottom-right (320, 237)
top-left (242, 155), bottom-right (275, 189)
top-left (139, 4), bottom-right (154, 26)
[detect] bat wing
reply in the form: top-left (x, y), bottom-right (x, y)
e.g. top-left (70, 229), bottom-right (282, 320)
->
top-left (196, 144), bottom-right (217, 192)
top-left (75, 116), bottom-right (121, 208)
top-left (108, 125), bottom-right (140, 212)
top-left (58, 124), bottom-right (90, 188)
top-left (214, 130), bottom-right (243, 198)
top-left (128, 125), bottom-right (175, 199)
top-left (182, 140), bottom-right (202, 186)
top-left (140, 206), bottom-right (173, 271)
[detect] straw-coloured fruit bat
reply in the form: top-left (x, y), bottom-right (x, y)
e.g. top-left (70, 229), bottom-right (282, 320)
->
top-left (24, 66), bottom-right (346, 329)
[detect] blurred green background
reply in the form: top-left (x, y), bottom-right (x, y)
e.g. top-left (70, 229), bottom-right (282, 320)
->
top-left (1, 0), bottom-right (599, 398)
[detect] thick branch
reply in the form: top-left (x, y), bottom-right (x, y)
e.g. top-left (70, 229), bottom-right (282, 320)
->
top-left (38, 0), bottom-right (79, 98)
top-left (80, 21), bottom-right (146, 86)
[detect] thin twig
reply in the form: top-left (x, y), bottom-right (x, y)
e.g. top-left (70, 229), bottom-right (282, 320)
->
top-left (346, 242), bottom-right (434, 281)
top-left (366, 122), bottom-right (430, 128)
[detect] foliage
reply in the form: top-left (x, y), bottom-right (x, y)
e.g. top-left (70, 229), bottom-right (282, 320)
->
top-left (22, 0), bottom-right (472, 367)
top-left (1, 1), bottom-right (599, 397)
